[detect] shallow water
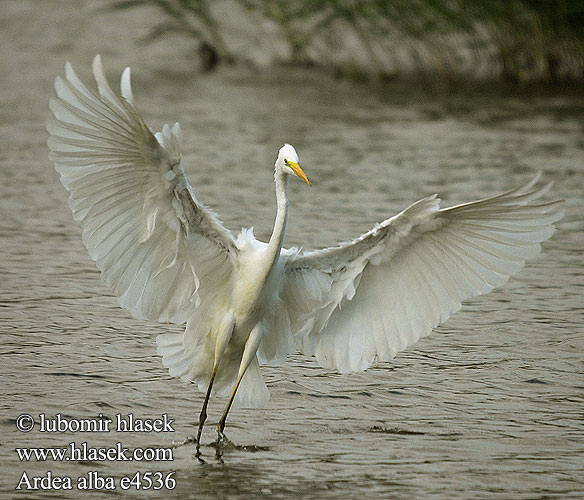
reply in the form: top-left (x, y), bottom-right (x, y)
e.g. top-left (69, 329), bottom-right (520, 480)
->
top-left (1, 1), bottom-right (583, 499)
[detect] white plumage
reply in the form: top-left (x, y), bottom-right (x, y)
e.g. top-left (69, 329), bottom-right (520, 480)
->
top-left (48, 56), bottom-right (563, 444)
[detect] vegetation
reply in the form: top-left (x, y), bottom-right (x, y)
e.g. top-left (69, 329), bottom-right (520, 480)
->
top-left (106, 0), bottom-right (584, 82)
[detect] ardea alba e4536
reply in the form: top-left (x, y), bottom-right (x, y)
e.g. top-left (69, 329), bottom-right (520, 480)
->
top-left (48, 56), bottom-right (563, 447)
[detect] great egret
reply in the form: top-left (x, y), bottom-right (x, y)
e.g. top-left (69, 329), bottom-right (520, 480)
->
top-left (48, 55), bottom-right (563, 448)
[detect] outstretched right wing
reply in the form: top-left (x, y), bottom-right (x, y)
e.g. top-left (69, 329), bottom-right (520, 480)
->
top-left (48, 55), bottom-right (237, 325)
top-left (267, 177), bottom-right (563, 373)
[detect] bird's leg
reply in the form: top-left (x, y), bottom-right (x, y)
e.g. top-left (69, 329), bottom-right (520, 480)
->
top-left (217, 324), bottom-right (264, 441)
top-left (196, 315), bottom-right (235, 456)
top-left (196, 366), bottom-right (216, 448)
top-left (217, 374), bottom-right (242, 441)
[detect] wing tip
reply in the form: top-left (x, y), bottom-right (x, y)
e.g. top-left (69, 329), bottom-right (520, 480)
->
top-left (120, 66), bottom-right (135, 105)
top-left (92, 54), bottom-right (105, 81)
top-left (92, 54), bottom-right (103, 71)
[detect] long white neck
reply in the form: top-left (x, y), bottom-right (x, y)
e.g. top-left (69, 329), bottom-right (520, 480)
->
top-left (266, 169), bottom-right (289, 269)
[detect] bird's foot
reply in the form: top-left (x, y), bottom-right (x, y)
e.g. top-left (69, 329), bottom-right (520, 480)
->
top-left (217, 419), bottom-right (227, 443)
top-left (214, 428), bottom-right (228, 460)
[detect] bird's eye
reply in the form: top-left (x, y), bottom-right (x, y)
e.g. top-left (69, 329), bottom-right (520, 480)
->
top-left (284, 159), bottom-right (289, 165)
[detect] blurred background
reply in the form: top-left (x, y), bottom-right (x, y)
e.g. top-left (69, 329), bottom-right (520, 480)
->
top-left (96, 0), bottom-right (584, 82)
top-left (1, 1), bottom-right (583, 499)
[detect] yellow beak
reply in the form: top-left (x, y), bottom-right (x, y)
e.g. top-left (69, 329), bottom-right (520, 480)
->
top-left (288, 161), bottom-right (310, 185)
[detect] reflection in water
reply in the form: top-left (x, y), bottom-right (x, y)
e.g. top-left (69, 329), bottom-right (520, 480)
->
top-left (177, 461), bottom-right (283, 499)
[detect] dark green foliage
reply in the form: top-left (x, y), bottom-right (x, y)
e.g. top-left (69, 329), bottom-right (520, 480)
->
top-left (104, 0), bottom-right (584, 82)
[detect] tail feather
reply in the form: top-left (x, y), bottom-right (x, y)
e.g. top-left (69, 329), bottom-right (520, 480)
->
top-left (156, 333), bottom-right (192, 382)
top-left (156, 332), bottom-right (270, 408)
top-left (234, 357), bottom-right (270, 408)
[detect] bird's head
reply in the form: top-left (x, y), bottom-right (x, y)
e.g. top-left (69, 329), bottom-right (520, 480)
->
top-left (276, 144), bottom-right (310, 185)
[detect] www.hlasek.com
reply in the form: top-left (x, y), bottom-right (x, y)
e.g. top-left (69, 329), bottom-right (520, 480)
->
top-left (14, 413), bottom-right (177, 492)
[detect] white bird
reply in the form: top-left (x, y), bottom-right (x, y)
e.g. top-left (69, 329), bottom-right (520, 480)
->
top-left (48, 56), bottom-right (563, 447)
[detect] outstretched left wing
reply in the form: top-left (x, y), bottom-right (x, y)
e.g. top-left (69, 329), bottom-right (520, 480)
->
top-left (265, 177), bottom-right (563, 373)
top-left (48, 55), bottom-right (237, 325)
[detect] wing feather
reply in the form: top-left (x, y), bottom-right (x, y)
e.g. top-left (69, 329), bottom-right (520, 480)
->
top-left (277, 177), bottom-right (563, 373)
top-left (48, 55), bottom-right (237, 325)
